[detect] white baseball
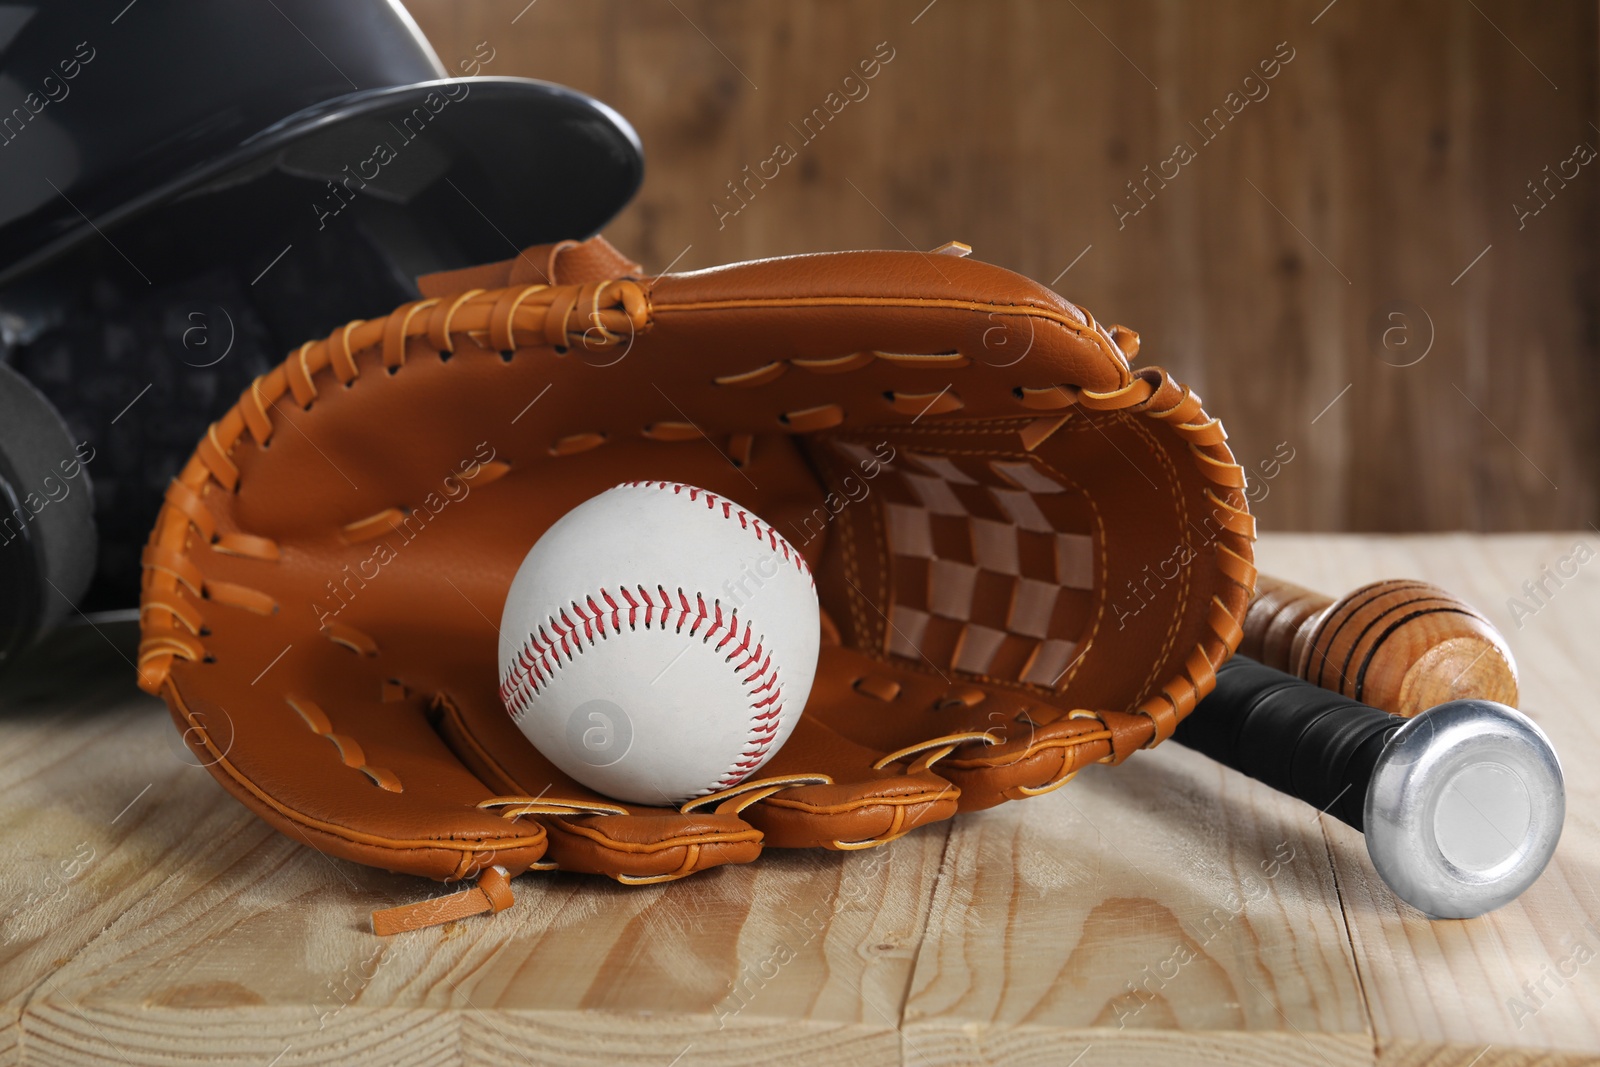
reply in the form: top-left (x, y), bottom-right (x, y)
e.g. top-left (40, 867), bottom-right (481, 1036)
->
top-left (497, 481), bottom-right (820, 806)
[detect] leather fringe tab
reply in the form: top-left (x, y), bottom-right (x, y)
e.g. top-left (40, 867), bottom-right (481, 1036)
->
top-left (371, 866), bottom-right (514, 936)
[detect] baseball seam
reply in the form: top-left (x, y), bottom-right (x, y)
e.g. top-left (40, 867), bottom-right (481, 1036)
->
top-left (499, 585), bottom-right (785, 793)
top-left (616, 480), bottom-right (815, 588)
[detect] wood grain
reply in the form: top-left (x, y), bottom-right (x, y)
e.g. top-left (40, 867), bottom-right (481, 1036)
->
top-left (1253, 534), bottom-right (1600, 1067)
top-left (2, 534), bottom-right (1597, 1064)
top-left (898, 752), bottom-right (1370, 1066)
top-left (403, 0), bottom-right (1599, 534)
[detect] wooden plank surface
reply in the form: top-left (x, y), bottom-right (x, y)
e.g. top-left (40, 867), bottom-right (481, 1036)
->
top-left (1, 533), bottom-right (1597, 1065)
top-left (1256, 535), bottom-right (1600, 1067)
top-left (404, 0), bottom-right (1600, 533)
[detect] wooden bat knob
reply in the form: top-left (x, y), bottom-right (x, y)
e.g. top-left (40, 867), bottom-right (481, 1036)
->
top-left (1241, 575), bottom-right (1518, 717)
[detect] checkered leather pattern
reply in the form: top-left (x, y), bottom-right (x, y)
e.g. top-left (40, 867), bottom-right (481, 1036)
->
top-left (835, 441), bottom-right (1096, 690)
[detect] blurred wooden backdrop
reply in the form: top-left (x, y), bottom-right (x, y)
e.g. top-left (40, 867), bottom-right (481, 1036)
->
top-left (408, 0), bottom-right (1598, 533)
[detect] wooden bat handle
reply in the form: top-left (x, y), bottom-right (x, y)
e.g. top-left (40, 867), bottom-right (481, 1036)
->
top-left (1240, 575), bottom-right (1519, 717)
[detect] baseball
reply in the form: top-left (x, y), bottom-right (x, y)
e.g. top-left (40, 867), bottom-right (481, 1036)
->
top-left (497, 481), bottom-right (820, 806)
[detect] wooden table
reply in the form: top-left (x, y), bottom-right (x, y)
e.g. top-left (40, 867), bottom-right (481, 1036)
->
top-left (3, 534), bottom-right (1596, 1066)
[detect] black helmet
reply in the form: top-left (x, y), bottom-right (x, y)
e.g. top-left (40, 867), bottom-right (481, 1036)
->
top-left (0, 0), bottom-right (644, 671)
top-left (0, 0), bottom-right (642, 285)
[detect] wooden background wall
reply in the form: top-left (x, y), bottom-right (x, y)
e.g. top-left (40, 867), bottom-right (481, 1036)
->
top-left (408, 0), bottom-right (1599, 533)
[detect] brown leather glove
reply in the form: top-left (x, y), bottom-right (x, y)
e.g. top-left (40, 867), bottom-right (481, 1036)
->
top-left (136, 237), bottom-right (1256, 934)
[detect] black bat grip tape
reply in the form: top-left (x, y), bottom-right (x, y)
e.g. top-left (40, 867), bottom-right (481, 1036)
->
top-left (1172, 655), bottom-right (1401, 831)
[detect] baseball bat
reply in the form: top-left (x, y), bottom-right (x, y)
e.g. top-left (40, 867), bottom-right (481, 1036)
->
top-left (1174, 655), bottom-right (1563, 919)
top-left (1242, 574), bottom-right (1518, 717)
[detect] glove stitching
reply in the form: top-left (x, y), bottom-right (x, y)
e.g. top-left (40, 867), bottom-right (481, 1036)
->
top-left (657, 296), bottom-right (1127, 386)
top-left (806, 440), bottom-right (875, 652)
top-left (1116, 409), bottom-right (1193, 710)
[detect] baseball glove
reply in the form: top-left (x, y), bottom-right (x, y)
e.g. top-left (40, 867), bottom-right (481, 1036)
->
top-left (136, 236), bottom-right (1256, 934)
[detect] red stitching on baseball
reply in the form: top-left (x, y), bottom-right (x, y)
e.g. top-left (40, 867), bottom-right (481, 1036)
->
top-left (615, 480), bottom-right (814, 587)
top-left (499, 584), bottom-right (786, 794)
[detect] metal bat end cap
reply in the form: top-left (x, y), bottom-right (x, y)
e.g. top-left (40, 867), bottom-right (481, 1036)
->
top-left (1363, 700), bottom-right (1564, 920)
